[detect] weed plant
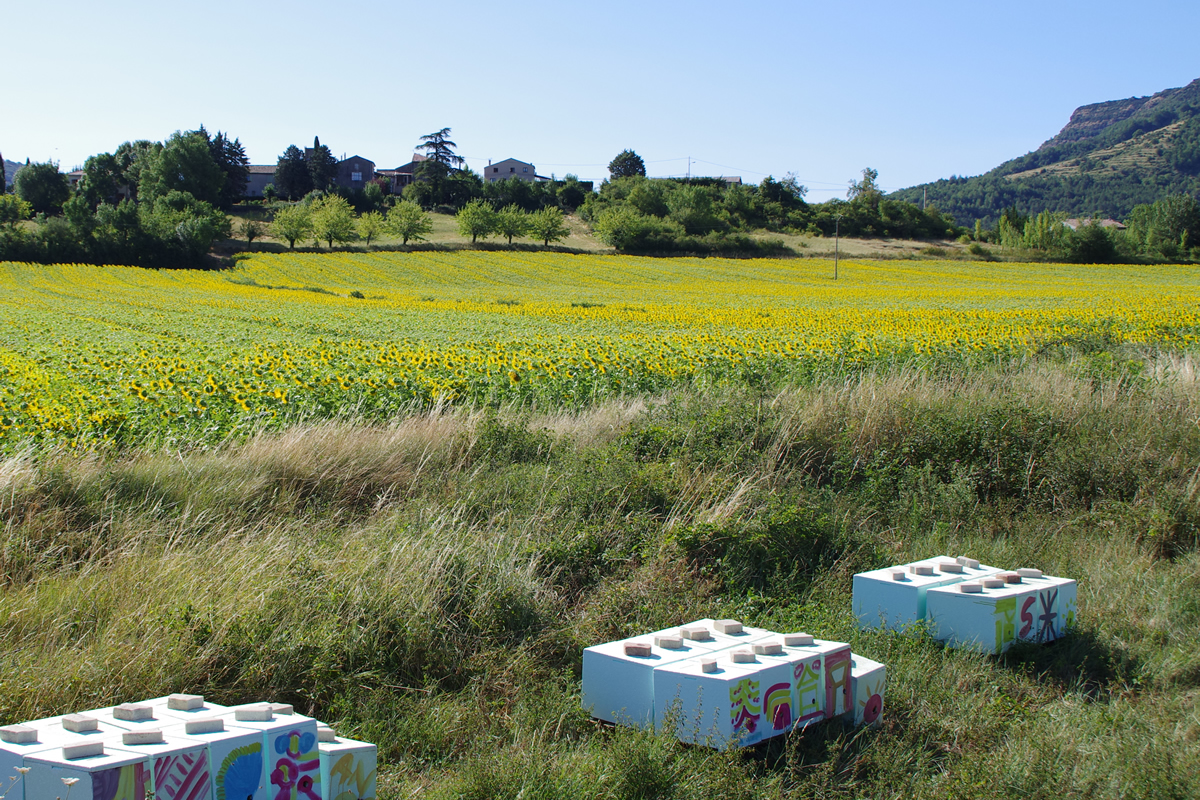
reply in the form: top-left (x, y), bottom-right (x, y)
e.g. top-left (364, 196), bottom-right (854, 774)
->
top-left (1, 353), bottom-right (1198, 798)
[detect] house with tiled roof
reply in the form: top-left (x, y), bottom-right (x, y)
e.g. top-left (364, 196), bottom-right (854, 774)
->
top-left (1064, 218), bottom-right (1126, 231)
top-left (377, 154), bottom-right (428, 194)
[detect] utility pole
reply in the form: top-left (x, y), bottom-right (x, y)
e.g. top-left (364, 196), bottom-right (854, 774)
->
top-left (686, 156), bottom-right (691, 183)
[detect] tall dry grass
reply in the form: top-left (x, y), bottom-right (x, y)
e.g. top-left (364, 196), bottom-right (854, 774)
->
top-left (1, 354), bottom-right (1198, 797)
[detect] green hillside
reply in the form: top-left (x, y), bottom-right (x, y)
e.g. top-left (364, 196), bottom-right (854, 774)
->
top-left (893, 79), bottom-right (1200, 226)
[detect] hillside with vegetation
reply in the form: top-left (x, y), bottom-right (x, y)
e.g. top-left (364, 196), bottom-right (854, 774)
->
top-left (893, 79), bottom-right (1200, 226)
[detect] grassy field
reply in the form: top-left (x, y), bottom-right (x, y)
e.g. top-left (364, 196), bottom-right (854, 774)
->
top-left (228, 207), bottom-right (974, 260)
top-left (0, 253), bottom-right (1198, 798)
top-left (229, 209), bottom-right (612, 254)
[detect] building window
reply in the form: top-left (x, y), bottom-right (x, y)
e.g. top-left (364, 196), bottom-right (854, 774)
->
top-left (351, 172), bottom-right (362, 181)
top-left (522, 167), bottom-right (528, 172)
top-left (493, 167), bottom-right (499, 173)
top-left (510, 167), bottom-right (515, 172)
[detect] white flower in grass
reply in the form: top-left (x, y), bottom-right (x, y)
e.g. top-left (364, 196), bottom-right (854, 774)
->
top-left (14, 768), bottom-right (29, 774)
top-left (62, 778), bottom-right (80, 786)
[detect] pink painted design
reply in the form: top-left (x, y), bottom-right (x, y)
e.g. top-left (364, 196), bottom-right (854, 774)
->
top-left (154, 750), bottom-right (210, 800)
top-left (863, 693), bottom-right (883, 724)
top-left (824, 649), bottom-right (852, 719)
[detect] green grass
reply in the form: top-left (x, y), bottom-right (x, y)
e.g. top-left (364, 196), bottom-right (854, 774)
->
top-left (2, 352), bottom-right (1199, 798)
top-left (227, 208), bottom-right (610, 254)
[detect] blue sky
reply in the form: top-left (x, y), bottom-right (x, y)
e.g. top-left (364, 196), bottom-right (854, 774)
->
top-left (7, 0), bottom-right (1199, 200)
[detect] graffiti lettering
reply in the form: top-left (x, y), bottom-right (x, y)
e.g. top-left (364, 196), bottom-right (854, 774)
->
top-left (729, 678), bottom-right (761, 735)
top-left (794, 660), bottom-right (823, 724)
top-left (1038, 588), bottom-right (1059, 642)
top-left (1019, 595), bottom-right (1036, 639)
top-left (825, 650), bottom-right (852, 718)
top-left (764, 682), bottom-right (793, 732)
top-left (993, 597), bottom-right (1016, 653)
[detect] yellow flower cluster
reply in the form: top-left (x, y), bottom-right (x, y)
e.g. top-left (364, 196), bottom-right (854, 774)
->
top-left (0, 252), bottom-right (1195, 447)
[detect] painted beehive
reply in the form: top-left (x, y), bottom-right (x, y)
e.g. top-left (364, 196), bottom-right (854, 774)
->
top-left (2, 714), bottom-right (132, 800)
top-left (217, 704), bottom-right (322, 800)
top-left (581, 619), bottom-right (773, 726)
top-left (847, 655), bottom-right (886, 728)
top-left (926, 573), bottom-right (1044, 654)
top-left (852, 556), bottom-right (1000, 631)
top-left (106, 729), bottom-right (213, 800)
top-left (749, 634), bottom-right (853, 729)
top-left (1006, 568), bottom-right (1078, 643)
top-left (317, 724), bottom-right (378, 800)
top-left (2, 721), bottom-right (95, 800)
top-left (163, 718), bottom-right (269, 800)
top-left (22, 741), bottom-right (149, 800)
top-left (651, 648), bottom-right (792, 749)
top-left (3, 697), bottom-right (371, 800)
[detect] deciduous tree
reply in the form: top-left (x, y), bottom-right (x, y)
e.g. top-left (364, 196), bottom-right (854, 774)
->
top-left (311, 195), bottom-right (356, 248)
top-left (138, 190), bottom-right (231, 263)
top-left (238, 217), bottom-right (265, 248)
top-left (113, 140), bottom-right (160, 203)
top-left (847, 167), bottom-right (881, 206)
top-left (13, 161), bottom-right (70, 215)
top-left (0, 193), bottom-right (31, 227)
top-left (269, 204), bottom-right (313, 249)
top-left (138, 131), bottom-right (225, 206)
top-left (456, 199), bottom-right (496, 243)
top-left (356, 210), bottom-right (385, 246)
top-left (495, 204), bottom-right (529, 244)
top-left (386, 201), bottom-right (432, 245)
top-left (78, 152), bottom-right (123, 208)
top-left (528, 206), bottom-right (570, 246)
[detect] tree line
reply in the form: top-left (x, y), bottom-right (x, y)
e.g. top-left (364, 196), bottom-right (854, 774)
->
top-left (581, 165), bottom-right (963, 253)
top-left (972, 194), bottom-right (1200, 263)
top-left (0, 128), bottom-right (244, 268)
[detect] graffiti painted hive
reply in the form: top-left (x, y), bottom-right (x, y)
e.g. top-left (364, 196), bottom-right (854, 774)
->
top-left (0, 695), bottom-right (376, 800)
top-left (582, 618), bottom-right (884, 750)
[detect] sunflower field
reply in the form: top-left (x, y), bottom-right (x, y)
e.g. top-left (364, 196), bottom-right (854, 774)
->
top-left (0, 252), bottom-right (1197, 448)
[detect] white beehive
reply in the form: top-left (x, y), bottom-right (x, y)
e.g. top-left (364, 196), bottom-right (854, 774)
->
top-left (926, 574), bottom-right (1042, 654)
top-left (1009, 568), bottom-right (1078, 643)
top-left (651, 649), bottom-right (792, 749)
top-left (846, 654), bottom-right (886, 728)
top-left (22, 741), bottom-right (149, 800)
top-left (316, 724), bottom-right (378, 800)
top-left (581, 619), bottom-right (773, 727)
top-left (163, 717), bottom-right (269, 800)
top-left (217, 704), bottom-right (322, 800)
top-left (756, 634), bottom-right (855, 726)
top-left (1, 719), bottom-right (112, 800)
top-left (106, 728), bottom-right (213, 800)
top-left (852, 556), bottom-right (1000, 631)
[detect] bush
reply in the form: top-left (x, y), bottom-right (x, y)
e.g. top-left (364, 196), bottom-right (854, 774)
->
top-left (1066, 222), bottom-right (1117, 263)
